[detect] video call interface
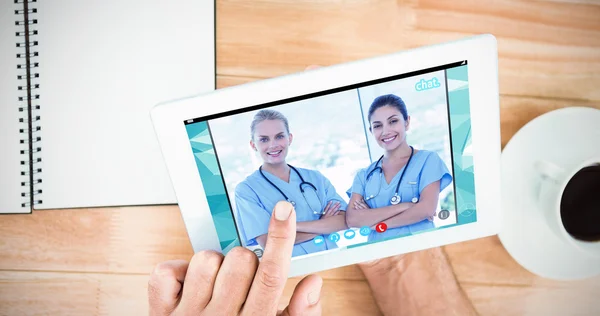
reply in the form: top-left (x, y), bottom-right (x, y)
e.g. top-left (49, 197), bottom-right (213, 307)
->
top-left (184, 61), bottom-right (477, 259)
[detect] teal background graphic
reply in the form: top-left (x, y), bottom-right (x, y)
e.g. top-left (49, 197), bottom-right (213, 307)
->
top-left (445, 65), bottom-right (477, 226)
top-left (185, 121), bottom-right (241, 253)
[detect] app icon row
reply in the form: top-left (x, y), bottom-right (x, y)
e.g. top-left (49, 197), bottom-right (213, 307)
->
top-left (314, 224), bottom-right (388, 245)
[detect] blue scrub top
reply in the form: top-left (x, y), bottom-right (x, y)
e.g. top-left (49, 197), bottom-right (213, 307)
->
top-left (346, 150), bottom-right (452, 243)
top-left (235, 167), bottom-right (348, 257)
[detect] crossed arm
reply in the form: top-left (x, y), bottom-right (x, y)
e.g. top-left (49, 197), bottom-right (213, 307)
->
top-left (255, 200), bottom-right (349, 247)
top-left (345, 180), bottom-right (441, 229)
top-left (295, 201), bottom-right (348, 234)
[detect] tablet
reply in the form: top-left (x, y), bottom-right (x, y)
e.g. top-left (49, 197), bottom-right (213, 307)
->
top-left (151, 34), bottom-right (501, 277)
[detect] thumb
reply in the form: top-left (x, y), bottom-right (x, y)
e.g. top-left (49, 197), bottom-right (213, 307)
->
top-left (279, 274), bottom-right (323, 316)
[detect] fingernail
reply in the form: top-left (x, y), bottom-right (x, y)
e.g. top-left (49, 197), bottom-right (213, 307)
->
top-left (307, 286), bottom-right (321, 305)
top-left (274, 202), bottom-right (292, 221)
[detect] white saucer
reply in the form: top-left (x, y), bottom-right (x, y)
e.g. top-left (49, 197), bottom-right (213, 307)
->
top-left (498, 106), bottom-right (600, 280)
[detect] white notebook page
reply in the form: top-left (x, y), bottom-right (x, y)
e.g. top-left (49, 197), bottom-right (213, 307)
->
top-left (0, 2), bottom-right (32, 214)
top-left (36, 0), bottom-right (215, 209)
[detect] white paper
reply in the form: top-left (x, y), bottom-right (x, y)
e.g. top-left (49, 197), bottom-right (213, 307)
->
top-left (0, 1), bottom-right (34, 213)
top-left (35, 0), bottom-right (215, 209)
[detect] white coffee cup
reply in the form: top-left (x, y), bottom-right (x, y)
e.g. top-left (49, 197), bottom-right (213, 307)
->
top-left (534, 157), bottom-right (600, 258)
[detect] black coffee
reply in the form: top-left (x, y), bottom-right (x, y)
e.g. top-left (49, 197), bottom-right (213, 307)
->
top-left (560, 164), bottom-right (600, 242)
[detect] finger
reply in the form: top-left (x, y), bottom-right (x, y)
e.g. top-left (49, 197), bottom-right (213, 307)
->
top-left (148, 260), bottom-right (189, 316)
top-left (332, 202), bottom-right (341, 212)
top-left (327, 202), bottom-right (338, 216)
top-left (321, 202), bottom-right (329, 216)
top-left (322, 203), bottom-right (329, 216)
top-left (331, 201), bottom-right (339, 212)
top-left (242, 201), bottom-right (296, 315)
top-left (325, 201), bottom-right (333, 215)
top-left (206, 247), bottom-right (260, 314)
top-left (331, 203), bottom-right (341, 215)
top-left (178, 250), bottom-right (224, 314)
top-left (278, 274), bottom-right (323, 316)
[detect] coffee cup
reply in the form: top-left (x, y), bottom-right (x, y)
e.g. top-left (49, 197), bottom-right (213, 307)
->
top-left (535, 157), bottom-right (600, 258)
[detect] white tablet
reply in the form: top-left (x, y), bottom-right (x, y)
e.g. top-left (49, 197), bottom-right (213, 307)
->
top-left (151, 34), bottom-right (501, 277)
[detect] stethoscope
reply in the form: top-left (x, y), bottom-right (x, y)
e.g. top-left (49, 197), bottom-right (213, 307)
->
top-left (259, 164), bottom-right (322, 214)
top-left (364, 146), bottom-right (418, 205)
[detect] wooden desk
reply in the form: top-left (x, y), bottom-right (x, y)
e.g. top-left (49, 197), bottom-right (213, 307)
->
top-left (2, 1), bottom-right (599, 314)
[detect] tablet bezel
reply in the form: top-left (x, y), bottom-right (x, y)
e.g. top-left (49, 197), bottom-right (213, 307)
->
top-left (151, 34), bottom-right (501, 277)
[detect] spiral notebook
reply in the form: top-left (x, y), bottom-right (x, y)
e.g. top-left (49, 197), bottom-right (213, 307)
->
top-left (1, 0), bottom-right (215, 214)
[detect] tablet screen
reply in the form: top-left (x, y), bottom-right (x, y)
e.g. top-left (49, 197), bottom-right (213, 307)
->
top-left (183, 61), bottom-right (477, 259)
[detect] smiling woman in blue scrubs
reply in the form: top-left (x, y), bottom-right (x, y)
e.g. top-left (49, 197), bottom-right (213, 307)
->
top-left (234, 109), bottom-right (349, 257)
top-left (346, 94), bottom-right (453, 243)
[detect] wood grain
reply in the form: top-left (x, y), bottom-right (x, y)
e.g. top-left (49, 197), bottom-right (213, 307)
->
top-left (2, 0), bottom-right (600, 315)
top-left (217, 0), bottom-right (600, 101)
top-left (0, 271), bottom-right (379, 316)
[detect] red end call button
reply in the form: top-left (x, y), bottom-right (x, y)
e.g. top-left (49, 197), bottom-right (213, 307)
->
top-left (375, 222), bottom-right (387, 233)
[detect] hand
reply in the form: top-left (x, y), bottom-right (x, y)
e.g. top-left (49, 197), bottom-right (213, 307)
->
top-left (358, 252), bottom-right (407, 276)
top-left (148, 201), bottom-right (323, 316)
top-left (357, 247), bottom-right (478, 316)
top-left (353, 199), bottom-right (371, 210)
top-left (426, 210), bottom-right (436, 222)
top-left (320, 200), bottom-right (341, 218)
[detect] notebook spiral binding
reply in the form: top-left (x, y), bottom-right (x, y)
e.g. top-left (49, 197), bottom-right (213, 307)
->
top-left (15, 0), bottom-right (42, 208)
